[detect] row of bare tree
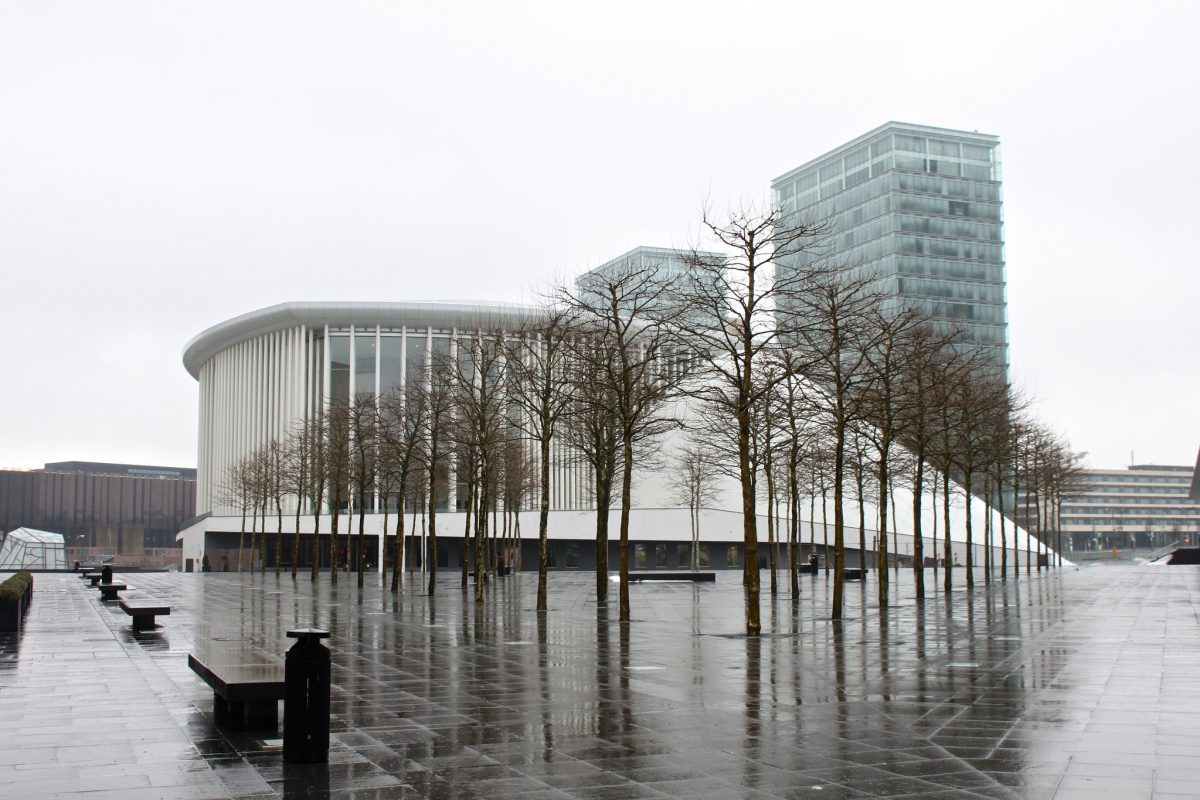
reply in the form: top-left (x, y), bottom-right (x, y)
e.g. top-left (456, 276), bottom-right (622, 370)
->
top-left (218, 206), bottom-right (1083, 635)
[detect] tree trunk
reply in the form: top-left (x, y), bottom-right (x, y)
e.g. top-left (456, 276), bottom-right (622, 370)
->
top-left (537, 432), bottom-right (552, 611)
top-left (596, 468), bottom-right (611, 603)
top-left (391, 492), bottom-right (404, 591)
top-left (292, 497), bottom-right (303, 580)
top-left (474, 459), bottom-right (487, 604)
top-left (942, 468), bottom-right (952, 592)
top-left (238, 507), bottom-right (247, 573)
top-left (911, 458), bottom-right (924, 601)
top-left (462, 479), bottom-right (473, 588)
top-left (789, 464), bottom-right (799, 598)
top-left (877, 450), bottom-right (889, 609)
top-left (766, 468), bottom-right (777, 596)
top-left (260, 500), bottom-right (268, 575)
top-left (855, 465), bottom-right (867, 575)
top-left (330, 503), bottom-right (340, 585)
top-left (311, 502), bottom-right (321, 582)
top-left (964, 467), bottom-right (974, 590)
top-left (357, 498), bottom-right (367, 588)
top-left (275, 499), bottom-right (284, 576)
top-left (983, 480), bottom-right (992, 583)
top-left (998, 477), bottom-right (1007, 579)
top-left (832, 416), bottom-right (846, 621)
top-left (428, 456), bottom-right (438, 596)
top-left (736, 405), bottom-right (760, 635)
top-left (619, 436), bottom-right (635, 623)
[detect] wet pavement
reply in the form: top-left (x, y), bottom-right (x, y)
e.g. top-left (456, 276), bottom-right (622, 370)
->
top-left (1, 562), bottom-right (1199, 799)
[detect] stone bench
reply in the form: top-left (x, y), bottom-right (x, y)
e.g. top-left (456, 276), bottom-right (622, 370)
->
top-left (119, 598), bottom-right (171, 631)
top-left (628, 571), bottom-right (716, 582)
top-left (97, 582), bottom-right (127, 601)
top-left (844, 568), bottom-right (864, 581)
top-left (188, 643), bottom-right (285, 730)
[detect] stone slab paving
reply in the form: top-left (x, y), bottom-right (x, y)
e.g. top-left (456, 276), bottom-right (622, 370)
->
top-left (1, 562), bottom-right (1199, 799)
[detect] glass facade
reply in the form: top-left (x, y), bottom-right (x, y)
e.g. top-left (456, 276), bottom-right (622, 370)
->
top-left (354, 332), bottom-right (376, 399)
top-left (773, 122), bottom-right (1008, 374)
top-left (292, 323), bottom-right (590, 518)
top-left (329, 335), bottom-right (350, 402)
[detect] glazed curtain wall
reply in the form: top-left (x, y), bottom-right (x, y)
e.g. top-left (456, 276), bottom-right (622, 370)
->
top-left (196, 324), bottom-right (590, 517)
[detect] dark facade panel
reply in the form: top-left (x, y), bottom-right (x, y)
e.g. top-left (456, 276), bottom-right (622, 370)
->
top-left (0, 465), bottom-right (195, 551)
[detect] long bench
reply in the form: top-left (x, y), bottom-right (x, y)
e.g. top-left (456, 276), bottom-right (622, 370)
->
top-left (119, 598), bottom-right (170, 631)
top-left (188, 643), bottom-right (285, 730)
top-left (627, 571), bottom-right (716, 582)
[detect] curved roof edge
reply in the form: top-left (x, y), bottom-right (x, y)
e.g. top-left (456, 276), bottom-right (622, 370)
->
top-left (182, 301), bottom-right (546, 379)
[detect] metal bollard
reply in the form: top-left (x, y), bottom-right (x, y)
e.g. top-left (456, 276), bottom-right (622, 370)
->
top-left (283, 628), bottom-right (331, 763)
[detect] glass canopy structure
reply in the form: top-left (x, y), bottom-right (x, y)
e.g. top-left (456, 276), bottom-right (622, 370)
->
top-left (0, 528), bottom-right (67, 570)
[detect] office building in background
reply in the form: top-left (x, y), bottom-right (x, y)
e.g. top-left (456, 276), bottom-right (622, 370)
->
top-left (772, 121), bottom-right (1008, 374)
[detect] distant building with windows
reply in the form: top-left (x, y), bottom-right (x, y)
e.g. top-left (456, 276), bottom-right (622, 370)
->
top-left (0, 461), bottom-right (196, 554)
top-left (772, 121), bottom-right (1007, 375)
top-left (576, 246), bottom-right (721, 289)
top-left (1059, 465), bottom-right (1200, 552)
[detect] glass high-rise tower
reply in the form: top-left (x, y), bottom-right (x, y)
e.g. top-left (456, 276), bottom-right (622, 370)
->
top-left (772, 122), bottom-right (1007, 375)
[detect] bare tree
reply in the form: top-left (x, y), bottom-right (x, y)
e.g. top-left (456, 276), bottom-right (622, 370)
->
top-left (506, 306), bottom-right (577, 611)
top-left (450, 328), bottom-right (509, 603)
top-left (325, 401), bottom-right (351, 585)
top-left (304, 411), bottom-right (328, 581)
top-left (669, 441), bottom-right (723, 571)
top-left (499, 434), bottom-right (535, 571)
top-left (679, 206), bottom-right (829, 634)
top-left (263, 438), bottom-right (286, 575)
top-left (218, 457), bottom-right (256, 572)
top-left (780, 262), bottom-right (884, 620)
top-left (416, 356), bottom-right (455, 595)
top-left (855, 303), bottom-right (928, 607)
top-left (378, 383), bottom-right (427, 591)
top-left (951, 371), bottom-right (1007, 588)
top-left (772, 349), bottom-right (821, 598)
top-left (564, 264), bottom-right (686, 623)
top-left (563, 348), bottom-right (621, 604)
top-left (283, 416), bottom-right (315, 579)
top-left (348, 395), bottom-right (379, 588)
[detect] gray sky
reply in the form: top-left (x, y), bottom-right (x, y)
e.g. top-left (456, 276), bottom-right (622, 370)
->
top-left (1, 1), bottom-right (1196, 472)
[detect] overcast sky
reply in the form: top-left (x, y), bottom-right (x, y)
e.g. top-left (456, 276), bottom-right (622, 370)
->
top-left (1, 1), bottom-right (1196, 472)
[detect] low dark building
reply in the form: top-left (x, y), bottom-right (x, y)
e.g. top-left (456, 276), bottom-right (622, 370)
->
top-left (0, 461), bottom-right (196, 553)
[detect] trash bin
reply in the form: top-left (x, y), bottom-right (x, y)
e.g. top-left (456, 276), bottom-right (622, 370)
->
top-left (283, 628), bottom-right (331, 763)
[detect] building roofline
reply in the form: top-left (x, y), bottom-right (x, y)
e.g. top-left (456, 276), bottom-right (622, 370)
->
top-left (771, 121), bottom-right (1000, 186)
top-left (183, 301), bottom-right (545, 379)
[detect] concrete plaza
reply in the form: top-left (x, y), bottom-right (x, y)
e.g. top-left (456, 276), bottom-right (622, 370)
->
top-left (1, 562), bottom-right (1198, 799)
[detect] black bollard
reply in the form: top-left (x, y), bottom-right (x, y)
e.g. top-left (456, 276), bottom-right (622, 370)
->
top-left (283, 628), bottom-right (331, 763)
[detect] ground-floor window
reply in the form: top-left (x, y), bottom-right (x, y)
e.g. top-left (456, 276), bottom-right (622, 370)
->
top-left (634, 544), bottom-right (647, 568)
top-left (726, 545), bottom-right (740, 567)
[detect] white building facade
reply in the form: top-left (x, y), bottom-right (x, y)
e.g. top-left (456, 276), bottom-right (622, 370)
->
top-left (179, 299), bottom-right (1047, 574)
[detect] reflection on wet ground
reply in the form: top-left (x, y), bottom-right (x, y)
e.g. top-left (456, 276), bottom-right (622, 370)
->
top-left (1, 563), bottom-right (1198, 798)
